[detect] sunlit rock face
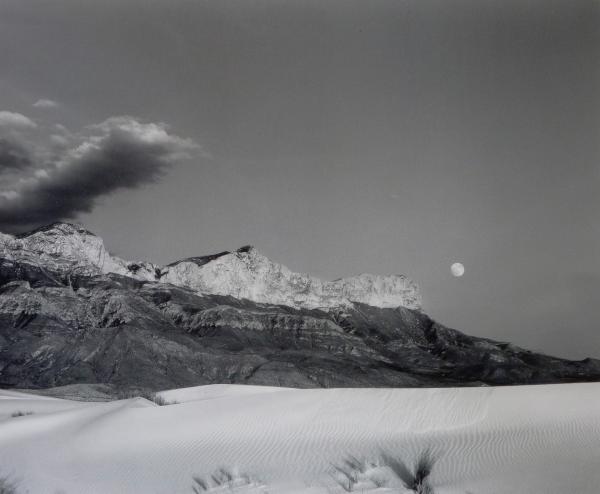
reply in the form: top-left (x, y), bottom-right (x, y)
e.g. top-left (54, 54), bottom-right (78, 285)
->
top-left (161, 247), bottom-right (422, 310)
top-left (0, 223), bottom-right (158, 281)
top-left (0, 223), bottom-right (421, 311)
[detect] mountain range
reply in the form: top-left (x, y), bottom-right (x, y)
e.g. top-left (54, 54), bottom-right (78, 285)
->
top-left (0, 222), bottom-right (598, 393)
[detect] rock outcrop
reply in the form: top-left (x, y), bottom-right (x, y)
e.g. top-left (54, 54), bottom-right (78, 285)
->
top-left (0, 223), bottom-right (157, 281)
top-left (161, 247), bottom-right (421, 310)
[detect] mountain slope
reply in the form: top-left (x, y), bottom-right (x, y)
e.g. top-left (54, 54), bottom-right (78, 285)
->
top-left (0, 222), bottom-right (598, 392)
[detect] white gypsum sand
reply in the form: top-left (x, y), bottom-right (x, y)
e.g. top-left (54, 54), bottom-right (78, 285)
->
top-left (1, 383), bottom-right (599, 493)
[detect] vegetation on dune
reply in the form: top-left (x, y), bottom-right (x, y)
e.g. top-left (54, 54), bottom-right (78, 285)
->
top-left (330, 450), bottom-right (436, 493)
top-left (115, 389), bottom-right (179, 406)
top-left (331, 456), bottom-right (386, 491)
top-left (191, 468), bottom-right (266, 493)
top-left (381, 450), bottom-right (436, 494)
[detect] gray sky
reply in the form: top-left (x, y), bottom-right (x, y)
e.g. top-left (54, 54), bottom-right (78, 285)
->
top-left (0, 0), bottom-right (598, 359)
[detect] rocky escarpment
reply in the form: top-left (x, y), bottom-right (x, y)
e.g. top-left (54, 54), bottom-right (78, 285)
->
top-left (161, 247), bottom-right (421, 310)
top-left (0, 223), bottom-right (421, 310)
top-left (0, 223), bottom-right (158, 281)
top-left (0, 222), bottom-right (599, 392)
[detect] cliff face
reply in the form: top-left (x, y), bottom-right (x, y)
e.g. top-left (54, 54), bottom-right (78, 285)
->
top-left (0, 222), bottom-right (598, 392)
top-left (161, 247), bottom-right (421, 310)
top-left (0, 223), bottom-right (421, 310)
top-left (0, 223), bottom-right (157, 281)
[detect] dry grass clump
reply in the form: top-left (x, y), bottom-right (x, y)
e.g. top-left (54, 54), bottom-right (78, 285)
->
top-left (381, 450), bottom-right (436, 494)
top-left (330, 450), bottom-right (436, 493)
top-left (330, 456), bottom-right (386, 492)
top-left (115, 389), bottom-right (178, 406)
top-left (191, 468), bottom-right (266, 493)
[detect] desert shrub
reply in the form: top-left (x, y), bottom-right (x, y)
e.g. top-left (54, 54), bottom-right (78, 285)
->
top-left (413, 452), bottom-right (435, 494)
top-left (330, 456), bottom-right (387, 492)
top-left (191, 468), bottom-right (235, 491)
top-left (192, 476), bottom-right (209, 493)
top-left (10, 411), bottom-right (33, 418)
top-left (330, 456), bottom-right (364, 491)
top-left (191, 468), bottom-right (264, 492)
top-left (330, 450), bottom-right (436, 493)
top-left (381, 450), bottom-right (435, 494)
top-left (210, 468), bottom-right (234, 487)
top-left (115, 389), bottom-right (178, 406)
top-left (151, 394), bottom-right (178, 406)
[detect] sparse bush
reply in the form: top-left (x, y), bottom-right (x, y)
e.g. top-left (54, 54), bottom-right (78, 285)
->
top-left (210, 468), bottom-right (234, 486)
top-left (10, 411), bottom-right (33, 418)
top-left (413, 452), bottom-right (435, 494)
top-left (192, 476), bottom-right (209, 493)
top-left (330, 456), bottom-right (385, 492)
top-left (329, 450), bottom-right (436, 493)
top-left (381, 450), bottom-right (435, 494)
top-left (331, 456), bottom-right (363, 491)
top-left (191, 468), bottom-right (265, 492)
top-left (151, 394), bottom-right (178, 406)
top-left (115, 389), bottom-right (178, 406)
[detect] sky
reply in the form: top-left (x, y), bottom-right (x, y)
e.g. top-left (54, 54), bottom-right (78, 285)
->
top-left (0, 0), bottom-right (598, 359)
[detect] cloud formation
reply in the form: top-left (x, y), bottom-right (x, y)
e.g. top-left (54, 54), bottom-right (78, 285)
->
top-left (0, 111), bottom-right (37, 129)
top-left (0, 114), bottom-right (197, 232)
top-left (33, 99), bottom-right (59, 109)
top-left (0, 137), bottom-right (33, 172)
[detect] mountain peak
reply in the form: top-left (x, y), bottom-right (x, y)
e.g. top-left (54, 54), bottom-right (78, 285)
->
top-left (0, 222), bottom-right (130, 278)
top-left (236, 245), bottom-right (254, 253)
top-left (166, 245), bottom-right (257, 269)
top-left (162, 244), bottom-right (421, 310)
top-left (0, 222), bottom-right (421, 310)
top-left (16, 221), bottom-right (97, 239)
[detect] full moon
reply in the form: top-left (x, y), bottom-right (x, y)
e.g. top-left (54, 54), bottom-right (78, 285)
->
top-left (451, 262), bottom-right (465, 277)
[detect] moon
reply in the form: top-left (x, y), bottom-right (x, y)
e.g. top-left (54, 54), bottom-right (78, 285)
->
top-left (451, 262), bottom-right (465, 277)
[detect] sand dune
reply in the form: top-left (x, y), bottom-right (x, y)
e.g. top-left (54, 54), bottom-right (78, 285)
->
top-left (1, 383), bottom-right (599, 493)
top-left (157, 383), bottom-right (293, 404)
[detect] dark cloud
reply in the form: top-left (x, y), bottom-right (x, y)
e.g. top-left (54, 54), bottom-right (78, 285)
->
top-left (0, 116), bottom-right (197, 232)
top-left (0, 137), bottom-right (32, 171)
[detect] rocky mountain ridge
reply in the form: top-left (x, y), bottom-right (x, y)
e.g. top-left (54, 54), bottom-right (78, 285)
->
top-left (0, 222), bottom-right (421, 310)
top-left (0, 222), bottom-right (599, 392)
